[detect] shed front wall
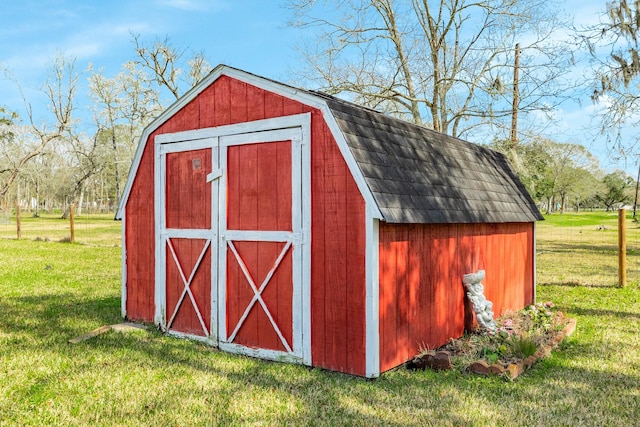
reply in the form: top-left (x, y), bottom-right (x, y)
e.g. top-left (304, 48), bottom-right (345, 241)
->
top-left (123, 75), bottom-right (368, 376)
top-left (378, 222), bottom-right (535, 372)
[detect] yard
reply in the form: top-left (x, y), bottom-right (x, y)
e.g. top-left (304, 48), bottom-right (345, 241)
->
top-left (0, 212), bottom-right (639, 425)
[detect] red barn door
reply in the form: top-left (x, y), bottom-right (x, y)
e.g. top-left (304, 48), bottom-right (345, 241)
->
top-left (218, 126), bottom-right (309, 363)
top-left (157, 142), bottom-right (217, 340)
top-left (155, 114), bottom-right (311, 364)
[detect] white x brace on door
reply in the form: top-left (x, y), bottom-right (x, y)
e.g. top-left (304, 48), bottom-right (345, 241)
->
top-left (218, 125), bottom-right (310, 364)
top-left (155, 138), bottom-right (219, 343)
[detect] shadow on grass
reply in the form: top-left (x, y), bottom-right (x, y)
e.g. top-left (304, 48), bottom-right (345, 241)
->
top-left (538, 281), bottom-right (619, 289)
top-left (537, 240), bottom-right (619, 253)
top-left (0, 292), bottom-right (121, 344)
top-left (557, 305), bottom-right (640, 321)
top-left (3, 288), bottom-right (640, 425)
top-left (0, 291), bottom-right (479, 424)
top-left (78, 334), bottom-right (484, 425)
top-left (77, 328), bottom-right (640, 425)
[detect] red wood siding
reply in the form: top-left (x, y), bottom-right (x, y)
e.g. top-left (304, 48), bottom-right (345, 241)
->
top-left (165, 149), bottom-right (212, 230)
top-left (310, 117), bottom-right (367, 376)
top-left (226, 141), bottom-right (292, 231)
top-left (124, 75), bottom-right (367, 376)
top-left (163, 149), bottom-right (213, 336)
top-left (378, 222), bottom-right (535, 373)
top-left (124, 133), bottom-right (156, 322)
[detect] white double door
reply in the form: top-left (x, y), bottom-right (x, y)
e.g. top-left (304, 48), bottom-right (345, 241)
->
top-left (154, 115), bottom-right (311, 364)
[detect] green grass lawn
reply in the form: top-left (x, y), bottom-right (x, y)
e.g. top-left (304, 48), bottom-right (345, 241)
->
top-left (0, 212), bottom-right (121, 246)
top-left (0, 213), bottom-right (639, 425)
top-left (537, 210), bottom-right (640, 287)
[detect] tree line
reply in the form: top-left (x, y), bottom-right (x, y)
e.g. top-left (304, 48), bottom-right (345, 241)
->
top-left (0, 37), bottom-right (211, 217)
top-left (489, 138), bottom-right (635, 214)
top-left (2, 0), bottom-right (640, 216)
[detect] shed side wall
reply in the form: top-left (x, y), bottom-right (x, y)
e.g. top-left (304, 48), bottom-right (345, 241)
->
top-left (311, 117), bottom-right (367, 376)
top-left (378, 222), bottom-right (534, 372)
top-left (123, 75), bottom-right (367, 375)
top-left (124, 134), bottom-right (155, 322)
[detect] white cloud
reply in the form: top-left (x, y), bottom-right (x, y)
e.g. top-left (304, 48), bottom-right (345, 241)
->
top-left (3, 20), bottom-right (151, 75)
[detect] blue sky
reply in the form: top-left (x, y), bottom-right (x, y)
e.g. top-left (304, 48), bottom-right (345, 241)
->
top-left (0, 0), bottom-right (631, 173)
top-left (0, 0), bottom-right (299, 77)
top-left (0, 0), bottom-right (301, 119)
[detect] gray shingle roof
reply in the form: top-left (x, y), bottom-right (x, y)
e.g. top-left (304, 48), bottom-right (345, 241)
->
top-left (319, 94), bottom-right (543, 224)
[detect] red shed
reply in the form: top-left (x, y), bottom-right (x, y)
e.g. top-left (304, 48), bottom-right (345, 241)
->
top-left (116, 64), bottom-right (543, 378)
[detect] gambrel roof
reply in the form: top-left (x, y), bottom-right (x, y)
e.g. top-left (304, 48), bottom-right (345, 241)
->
top-left (117, 64), bottom-right (542, 224)
top-left (320, 94), bottom-right (543, 223)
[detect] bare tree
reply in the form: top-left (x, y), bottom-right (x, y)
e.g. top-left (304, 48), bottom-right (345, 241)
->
top-left (20, 147), bottom-right (53, 217)
top-left (89, 62), bottom-right (163, 206)
top-left (0, 121), bottom-right (33, 199)
top-left (187, 51), bottom-right (213, 88)
top-left (0, 53), bottom-right (77, 199)
top-left (583, 0), bottom-right (640, 157)
top-left (1, 38), bottom-right (210, 213)
top-left (131, 34), bottom-right (212, 101)
top-left (89, 70), bottom-right (122, 203)
top-left (288, 0), bottom-right (574, 138)
top-left (116, 62), bottom-right (163, 159)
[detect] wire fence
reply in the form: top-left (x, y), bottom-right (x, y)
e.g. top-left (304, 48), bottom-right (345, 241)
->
top-left (536, 209), bottom-right (640, 287)
top-left (0, 208), bottom-right (121, 247)
top-left (1, 207), bottom-right (638, 287)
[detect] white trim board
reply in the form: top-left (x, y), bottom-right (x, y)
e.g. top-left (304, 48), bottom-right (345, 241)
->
top-left (532, 223), bottom-right (537, 303)
top-left (120, 210), bottom-right (127, 319)
top-left (365, 215), bottom-right (380, 378)
top-left (218, 342), bottom-right (302, 365)
top-left (155, 113), bottom-right (310, 146)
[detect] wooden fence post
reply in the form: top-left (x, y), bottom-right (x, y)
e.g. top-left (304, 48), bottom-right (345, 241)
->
top-left (16, 203), bottom-right (21, 240)
top-left (619, 208), bottom-right (626, 288)
top-left (70, 203), bottom-right (75, 244)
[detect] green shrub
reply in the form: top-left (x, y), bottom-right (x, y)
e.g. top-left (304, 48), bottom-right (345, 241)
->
top-left (509, 335), bottom-right (538, 359)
